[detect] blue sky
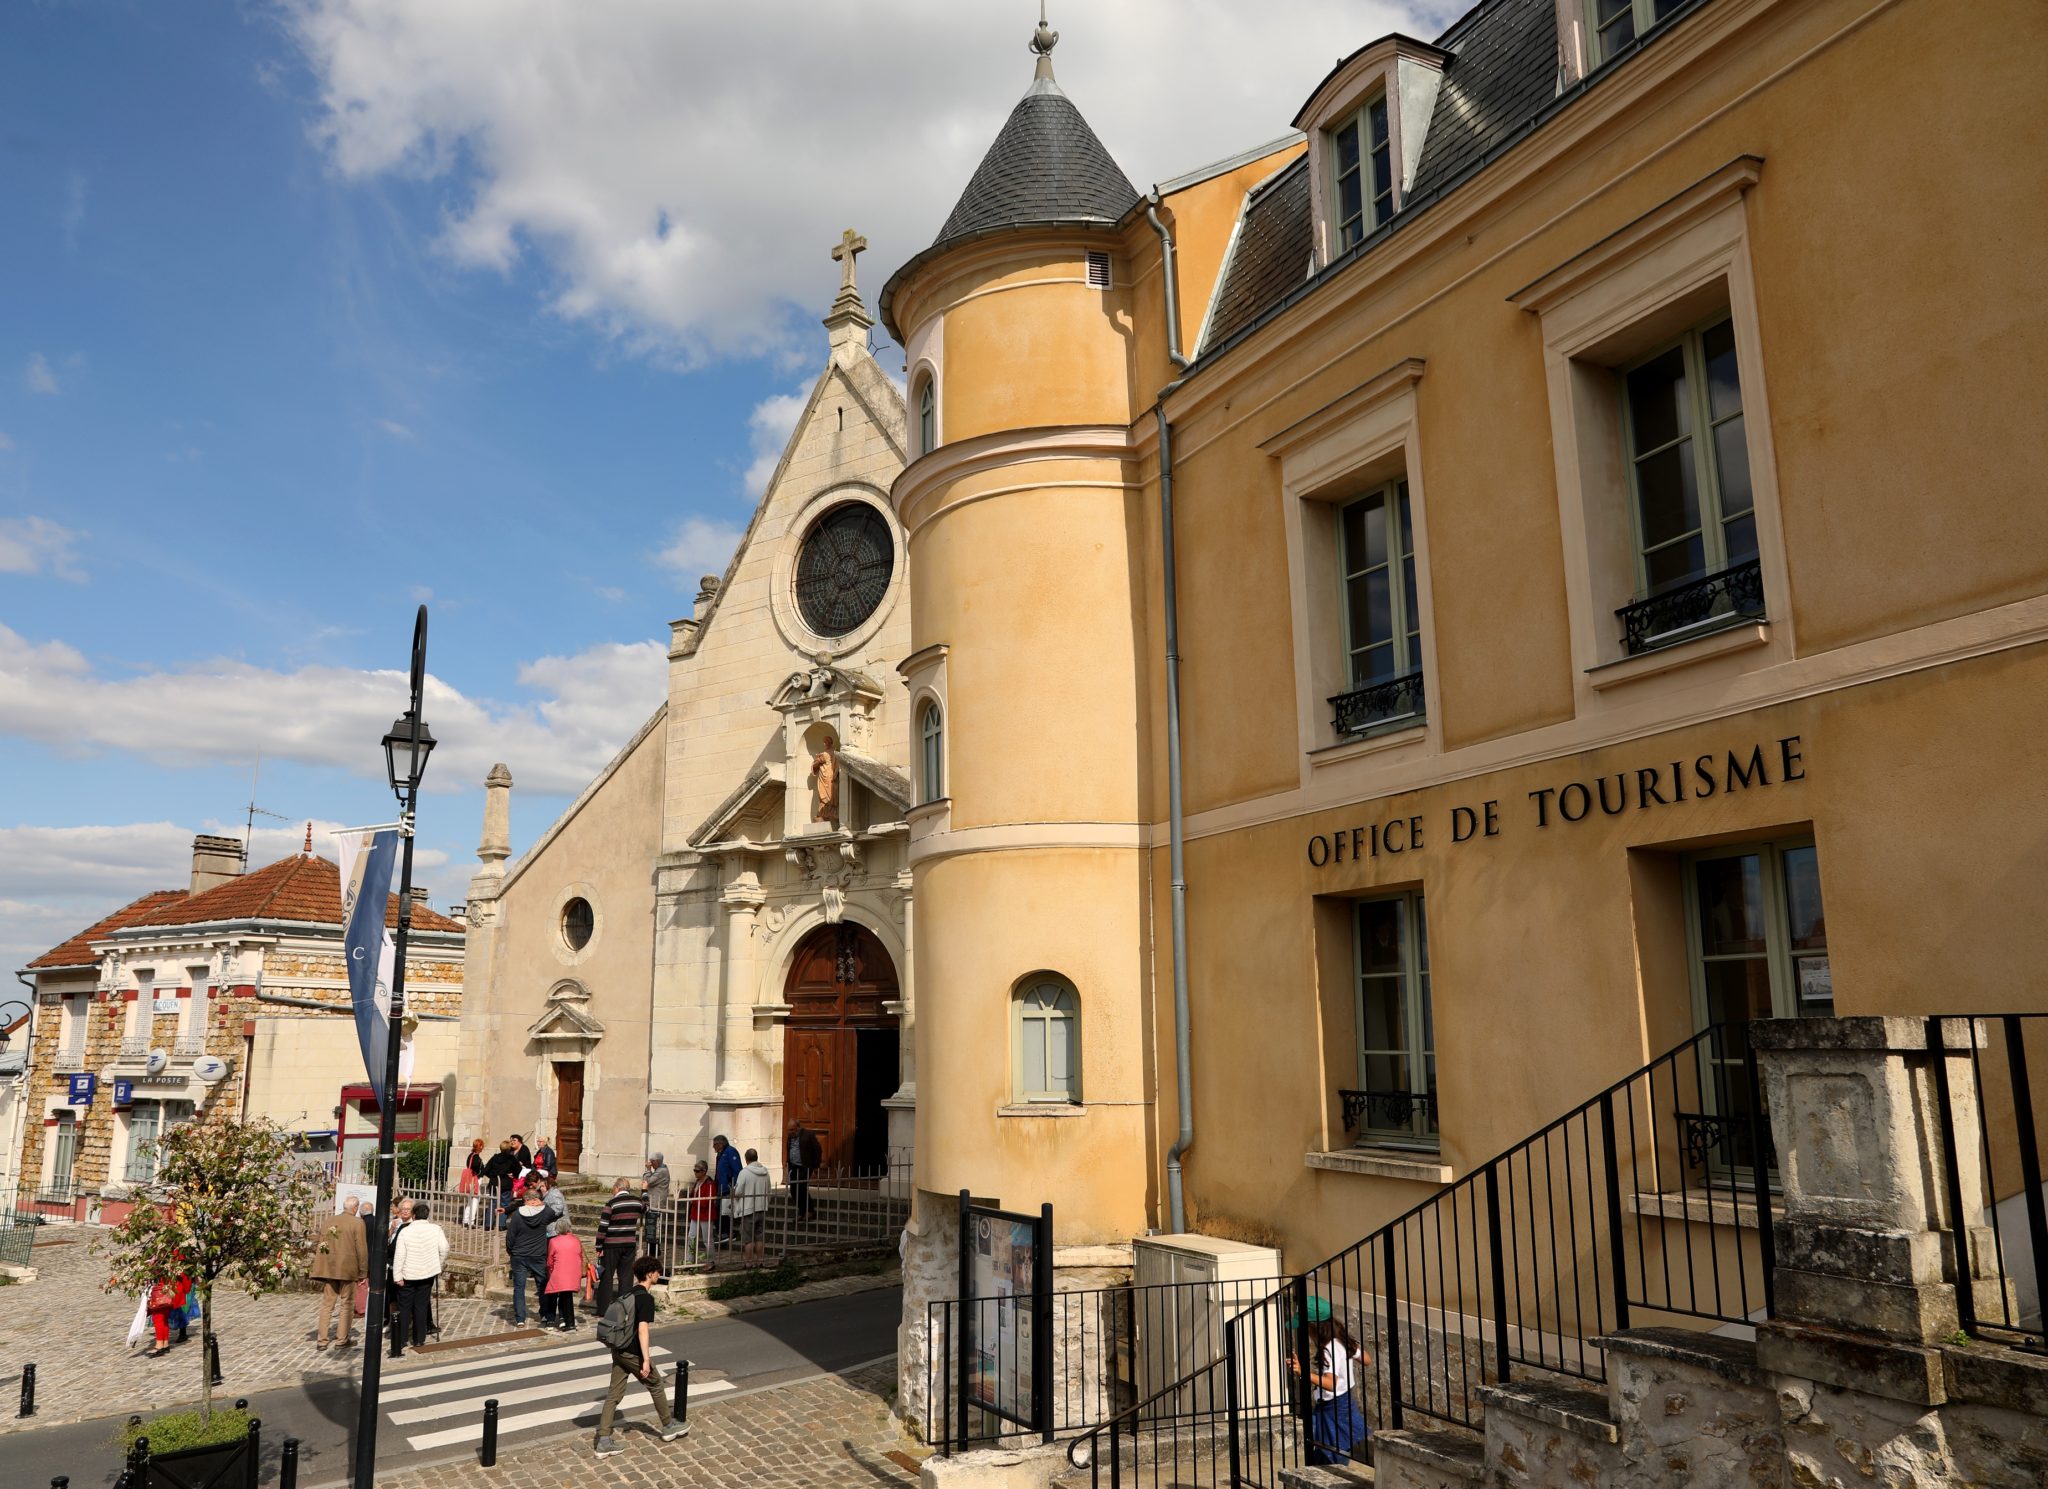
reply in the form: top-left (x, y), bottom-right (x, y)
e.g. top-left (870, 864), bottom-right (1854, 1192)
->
top-left (0, 0), bottom-right (1438, 967)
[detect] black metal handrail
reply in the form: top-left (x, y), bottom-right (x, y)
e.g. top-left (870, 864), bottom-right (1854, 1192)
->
top-left (1228, 1021), bottom-right (1777, 1485)
top-left (1329, 669), bottom-right (1424, 736)
top-left (1931, 1013), bottom-right (2048, 1353)
top-left (1615, 558), bottom-right (1764, 655)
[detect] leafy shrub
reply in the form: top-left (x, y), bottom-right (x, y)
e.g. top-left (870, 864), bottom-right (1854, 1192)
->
top-left (706, 1259), bottom-right (804, 1301)
top-left (115, 1407), bottom-right (252, 1455)
top-left (395, 1139), bottom-right (437, 1187)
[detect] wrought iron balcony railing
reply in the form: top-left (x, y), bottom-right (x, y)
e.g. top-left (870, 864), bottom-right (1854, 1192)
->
top-left (52, 1041), bottom-right (88, 1072)
top-left (173, 1033), bottom-right (208, 1058)
top-left (1616, 557), bottom-right (1765, 655)
top-left (1329, 668), bottom-right (1425, 737)
top-left (1339, 1087), bottom-right (1439, 1133)
top-left (118, 1034), bottom-right (151, 1060)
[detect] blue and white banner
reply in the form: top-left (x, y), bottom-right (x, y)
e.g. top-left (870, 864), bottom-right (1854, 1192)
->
top-left (335, 828), bottom-right (412, 1106)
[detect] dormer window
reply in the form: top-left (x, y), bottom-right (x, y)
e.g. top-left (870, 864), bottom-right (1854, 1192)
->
top-left (1329, 94), bottom-right (1394, 252)
top-left (1589, 0), bottom-right (1686, 65)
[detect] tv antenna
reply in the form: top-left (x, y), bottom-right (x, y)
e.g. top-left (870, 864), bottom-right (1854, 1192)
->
top-left (244, 755), bottom-right (290, 863)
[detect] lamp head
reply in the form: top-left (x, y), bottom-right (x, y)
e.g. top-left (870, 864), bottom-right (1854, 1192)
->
top-left (382, 712), bottom-right (436, 797)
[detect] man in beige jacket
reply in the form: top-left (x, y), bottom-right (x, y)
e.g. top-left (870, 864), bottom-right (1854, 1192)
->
top-left (309, 1195), bottom-right (369, 1349)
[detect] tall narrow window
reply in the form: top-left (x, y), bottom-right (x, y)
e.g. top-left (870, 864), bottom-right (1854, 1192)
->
top-left (1590, 0), bottom-right (1688, 64)
top-left (1328, 93), bottom-right (1394, 252)
top-left (1686, 839), bottom-right (1827, 1175)
top-left (125, 1101), bottom-right (163, 1183)
top-left (1015, 976), bottom-right (1081, 1104)
top-left (1619, 314), bottom-right (1762, 651)
top-left (1333, 478), bottom-right (1424, 734)
top-left (1351, 892), bottom-right (1435, 1148)
top-left (48, 1111), bottom-right (77, 1199)
top-left (919, 701), bottom-right (944, 803)
top-left (916, 376), bottom-right (936, 458)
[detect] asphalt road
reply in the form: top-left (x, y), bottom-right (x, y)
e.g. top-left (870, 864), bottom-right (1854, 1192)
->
top-left (10, 1285), bottom-right (903, 1488)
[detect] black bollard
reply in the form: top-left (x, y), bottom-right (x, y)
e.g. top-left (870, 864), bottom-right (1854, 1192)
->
top-left (207, 1334), bottom-right (223, 1387)
top-left (280, 1438), bottom-right (300, 1489)
top-left (673, 1358), bottom-right (690, 1427)
top-left (234, 1398), bottom-right (248, 1412)
top-left (50, 1477), bottom-right (67, 1488)
top-left (480, 1398), bottom-right (498, 1468)
top-left (18, 1361), bottom-right (33, 1417)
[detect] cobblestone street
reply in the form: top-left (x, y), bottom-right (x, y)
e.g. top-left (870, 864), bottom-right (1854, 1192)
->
top-left (0, 1227), bottom-right (904, 1433)
top-left (366, 1363), bottom-right (925, 1489)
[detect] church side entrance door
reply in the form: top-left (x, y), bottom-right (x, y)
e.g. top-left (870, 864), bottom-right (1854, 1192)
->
top-left (782, 923), bottom-right (899, 1174)
top-left (554, 1061), bottom-right (584, 1174)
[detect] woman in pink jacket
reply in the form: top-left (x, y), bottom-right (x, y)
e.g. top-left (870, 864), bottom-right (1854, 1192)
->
top-left (541, 1226), bottom-right (586, 1333)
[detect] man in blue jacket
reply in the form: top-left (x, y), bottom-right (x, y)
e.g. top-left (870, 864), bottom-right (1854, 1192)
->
top-left (711, 1134), bottom-right (742, 1243)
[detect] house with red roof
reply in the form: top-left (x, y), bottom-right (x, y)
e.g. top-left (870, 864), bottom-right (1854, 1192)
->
top-left (14, 831), bottom-right (466, 1222)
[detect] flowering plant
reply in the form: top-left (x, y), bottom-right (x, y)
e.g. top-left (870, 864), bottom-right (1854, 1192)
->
top-left (95, 1115), bottom-right (325, 1420)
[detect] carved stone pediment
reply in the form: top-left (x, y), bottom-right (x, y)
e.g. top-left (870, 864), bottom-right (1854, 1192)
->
top-left (528, 986), bottom-right (605, 1046)
top-left (768, 664), bottom-right (885, 714)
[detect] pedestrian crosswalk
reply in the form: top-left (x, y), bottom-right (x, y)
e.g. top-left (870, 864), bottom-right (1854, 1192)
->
top-left (384, 1333), bottom-right (735, 1451)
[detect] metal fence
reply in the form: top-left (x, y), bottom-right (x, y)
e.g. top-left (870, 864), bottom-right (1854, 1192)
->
top-left (1934, 1013), bottom-right (2048, 1350)
top-left (925, 1274), bottom-right (1286, 1455)
top-left (638, 1155), bottom-right (913, 1272)
top-left (0, 1184), bottom-right (42, 1267)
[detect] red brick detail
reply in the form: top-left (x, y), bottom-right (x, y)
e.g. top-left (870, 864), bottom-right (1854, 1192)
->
top-left (177, 987), bottom-right (193, 999)
top-left (227, 984), bottom-right (257, 999)
top-left (242, 1020), bottom-right (257, 1038)
top-left (120, 989), bottom-right (139, 1002)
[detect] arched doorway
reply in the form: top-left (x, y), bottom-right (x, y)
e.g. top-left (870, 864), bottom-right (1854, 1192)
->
top-left (782, 921), bottom-right (899, 1173)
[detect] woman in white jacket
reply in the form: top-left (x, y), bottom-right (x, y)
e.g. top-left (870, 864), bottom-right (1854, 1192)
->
top-left (730, 1149), bottom-right (772, 1267)
top-left (389, 1201), bottom-right (450, 1355)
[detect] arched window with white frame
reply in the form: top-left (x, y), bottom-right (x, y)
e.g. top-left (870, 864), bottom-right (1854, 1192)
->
top-left (919, 700), bottom-right (944, 803)
top-left (1014, 975), bottom-right (1080, 1104)
top-left (916, 373), bottom-right (937, 457)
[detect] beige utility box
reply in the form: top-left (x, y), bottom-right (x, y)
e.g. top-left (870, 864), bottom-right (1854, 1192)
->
top-left (1132, 1234), bottom-right (1285, 1418)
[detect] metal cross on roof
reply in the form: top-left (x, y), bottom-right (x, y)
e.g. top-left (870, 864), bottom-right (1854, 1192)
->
top-left (832, 228), bottom-right (867, 292)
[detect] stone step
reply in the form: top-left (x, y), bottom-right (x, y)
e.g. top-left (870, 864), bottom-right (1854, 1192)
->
top-left (1279, 1462), bottom-right (1374, 1487)
top-left (1476, 1378), bottom-right (1617, 1443)
top-left (1366, 1427), bottom-right (1484, 1488)
top-left (1478, 1378), bottom-right (1618, 1489)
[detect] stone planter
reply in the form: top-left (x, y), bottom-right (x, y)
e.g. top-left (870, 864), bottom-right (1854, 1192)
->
top-left (126, 1416), bottom-right (261, 1489)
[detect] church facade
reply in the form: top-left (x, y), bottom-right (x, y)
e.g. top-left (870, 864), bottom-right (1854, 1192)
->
top-left (454, 246), bottom-right (915, 1181)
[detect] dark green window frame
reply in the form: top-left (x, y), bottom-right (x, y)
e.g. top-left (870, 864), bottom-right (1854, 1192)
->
top-left (1328, 93), bottom-right (1394, 252)
top-left (1588, 0), bottom-right (1689, 64)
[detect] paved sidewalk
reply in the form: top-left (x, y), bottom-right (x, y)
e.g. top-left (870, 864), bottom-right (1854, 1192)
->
top-left (360, 1361), bottom-right (927, 1489)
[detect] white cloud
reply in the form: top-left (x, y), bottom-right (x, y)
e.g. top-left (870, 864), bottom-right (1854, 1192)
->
top-left (0, 819), bottom-right (454, 972)
top-left (744, 385), bottom-right (810, 495)
top-left (656, 516), bottom-right (744, 585)
top-left (408, 584), bottom-right (434, 602)
top-left (0, 432), bottom-right (14, 451)
top-left (281, 0), bottom-right (1427, 367)
top-left (0, 516), bottom-right (87, 581)
top-left (25, 353), bottom-right (59, 395)
top-left (0, 621), bottom-right (666, 798)
top-left (378, 418), bottom-right (416, 440)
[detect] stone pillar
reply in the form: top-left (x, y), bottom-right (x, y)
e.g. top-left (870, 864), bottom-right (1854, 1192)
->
top-left (1750, 1015), bottom-right (2012, 1419)
top-left (715, 872), bottom-right (765, 1097)
top-left (477, 763), bottom-right (513, 873)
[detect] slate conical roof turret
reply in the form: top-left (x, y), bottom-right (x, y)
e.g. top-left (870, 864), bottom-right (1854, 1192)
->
top-left (882, 13), bottom-right (1137, 337)
top-left (931, 18), bottom-right (1138, 247)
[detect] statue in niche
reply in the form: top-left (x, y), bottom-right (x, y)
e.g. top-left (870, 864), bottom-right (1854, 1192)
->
top-left (810, 741), bottom-right (840, 825)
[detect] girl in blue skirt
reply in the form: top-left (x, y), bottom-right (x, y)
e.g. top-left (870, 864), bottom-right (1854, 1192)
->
top-left (1288, 1295), bottom-right (1370, 1465)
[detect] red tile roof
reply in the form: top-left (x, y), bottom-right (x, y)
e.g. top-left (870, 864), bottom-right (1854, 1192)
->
top-left (26, 888), bottom-right (190, 970)
top-left (141, 852), bottom-right (464, 934)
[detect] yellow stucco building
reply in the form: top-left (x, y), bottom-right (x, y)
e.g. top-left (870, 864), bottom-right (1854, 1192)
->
top-left (880, 0), bottom-right (2048, 1383)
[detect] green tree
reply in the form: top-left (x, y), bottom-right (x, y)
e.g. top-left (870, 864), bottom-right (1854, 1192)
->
top-left (95, 1115), bottom-right (324, 1421)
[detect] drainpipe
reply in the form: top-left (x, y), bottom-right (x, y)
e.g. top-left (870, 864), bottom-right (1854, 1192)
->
top-left (1146, 189), bottom-right (1194, 1235)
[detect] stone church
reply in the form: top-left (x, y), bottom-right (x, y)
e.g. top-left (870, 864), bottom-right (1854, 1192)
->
top-left (454, 241), bottom-right (914, 1181)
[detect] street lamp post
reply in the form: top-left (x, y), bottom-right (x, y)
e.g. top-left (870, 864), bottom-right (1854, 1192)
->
top-left (353, 604), bottom-right (435, 1489)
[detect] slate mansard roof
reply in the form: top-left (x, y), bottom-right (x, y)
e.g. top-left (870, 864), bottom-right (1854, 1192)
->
top-left (1201, 0), bottom-right (1705, 358)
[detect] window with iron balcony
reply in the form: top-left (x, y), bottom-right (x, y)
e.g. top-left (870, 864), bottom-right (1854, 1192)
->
top-left (1330, 478), bottom-right (1426, 736)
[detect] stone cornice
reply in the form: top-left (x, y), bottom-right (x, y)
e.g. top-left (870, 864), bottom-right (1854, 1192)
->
top-left (893, 424), bottom-right (1138, 532)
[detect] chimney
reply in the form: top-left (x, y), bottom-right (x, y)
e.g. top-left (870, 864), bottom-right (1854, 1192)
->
top-left (409, 887), bottom-right (432, 908)
top-left (191, 834), bottom-right (245, 895)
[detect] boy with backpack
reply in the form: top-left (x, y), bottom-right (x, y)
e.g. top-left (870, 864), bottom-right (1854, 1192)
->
top-left (593, 1254), bottom-right (687, 1455)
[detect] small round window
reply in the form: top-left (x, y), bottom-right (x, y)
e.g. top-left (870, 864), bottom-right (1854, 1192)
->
top-left (561, 898), bottom-right (594, 952)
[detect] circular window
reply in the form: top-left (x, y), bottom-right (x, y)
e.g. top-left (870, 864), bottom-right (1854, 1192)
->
top-left (561, 898), bottom-right (594, 952)
top-left (793, 502), bottom-right (894, 637)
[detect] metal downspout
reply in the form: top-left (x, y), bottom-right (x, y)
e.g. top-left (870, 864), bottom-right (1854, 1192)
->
top-left (1146, 190), bottom-right (1195, 1235)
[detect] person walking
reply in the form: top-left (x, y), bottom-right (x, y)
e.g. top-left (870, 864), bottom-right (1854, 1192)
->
top-left (732, 1148), bottom-right (772, 1268)
top-left (459, 1139), bottom-right (486, 1226)
top-left (712, 1135), bottom-right (741, 1243)
top-left (384, 1197), bottom-right (416, 1359)
top-left (482, 1139), bottom-right (520, 1231)
top-left (594, 1177), bottom-right (646, 1315)
top-left (309, 1195), bottom-right (368, 1351)
top-left (504, 1186), bottom-right (553, 1326)
top-left (390, 1201), bottom-right (449, 1355)
top-left (682, 1160), bottom-right (717, 1267)
top-left (641, 1153), bottom-right (672, 1261)
top-left (543, 1225), bottom-right (586, 1332)
top-left (145, 1268), bottom-right (193, 1358)
top-left (592, 1254), bottom-right (687, 1455)
top-left (1286, 1296), bottom-right (1370, 1466)
top-left (787, 1123), bottom-right (822, 1222)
